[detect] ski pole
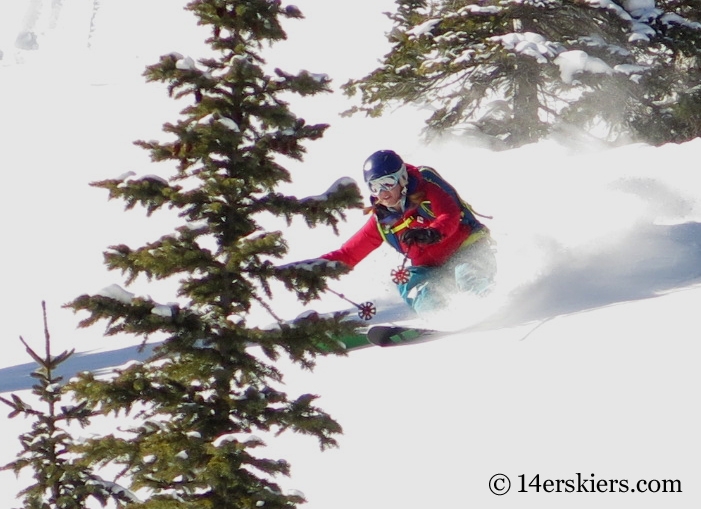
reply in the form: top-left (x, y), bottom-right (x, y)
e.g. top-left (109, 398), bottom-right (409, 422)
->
top-left (326, 288), bottom-right (376, 321)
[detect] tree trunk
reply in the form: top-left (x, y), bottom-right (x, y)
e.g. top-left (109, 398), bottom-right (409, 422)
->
top-left (511, 56), bottom-right (541, 147)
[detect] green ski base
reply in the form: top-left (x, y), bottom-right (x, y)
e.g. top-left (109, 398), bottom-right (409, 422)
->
top-left (333, 329), bottom-right (374, 351)
top-left (333, 325), bottom-right (442, 351)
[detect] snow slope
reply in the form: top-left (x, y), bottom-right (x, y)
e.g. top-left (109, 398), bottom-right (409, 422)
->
top-left (1, 1), bottom-right (700, 508)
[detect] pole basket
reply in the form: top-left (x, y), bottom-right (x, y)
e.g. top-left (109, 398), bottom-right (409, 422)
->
top-left (357, 302), bottom-right (377, 320)
top-left (391, 266), bottom-right (411, 285)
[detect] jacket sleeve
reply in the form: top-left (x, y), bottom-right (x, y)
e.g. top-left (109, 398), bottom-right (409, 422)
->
top-left (321, 216), bottom-right (384, 268)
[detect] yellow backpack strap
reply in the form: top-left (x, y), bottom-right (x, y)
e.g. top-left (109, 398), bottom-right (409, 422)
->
top-left (376, 217), bottom-right (414, 253)
top-left (388, 217), bottom-right (413, 234)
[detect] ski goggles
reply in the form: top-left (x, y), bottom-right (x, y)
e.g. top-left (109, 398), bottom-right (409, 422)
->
top-left (367, 168), bottom-right (405, 196)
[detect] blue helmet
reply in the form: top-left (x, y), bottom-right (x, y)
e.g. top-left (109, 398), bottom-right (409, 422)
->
top-left (363, 150), bottom-right (404, 183)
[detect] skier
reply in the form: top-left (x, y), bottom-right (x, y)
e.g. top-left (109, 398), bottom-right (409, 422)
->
top-left (319, 150), bottom-right (496, 315)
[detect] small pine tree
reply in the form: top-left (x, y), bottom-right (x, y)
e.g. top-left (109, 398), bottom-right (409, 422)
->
top-left (343, 0), bottom-right (701, 148)
top-left (64, 1), bottom-right (362, 507)
top-left (1, 302), bottom-right (136, 508)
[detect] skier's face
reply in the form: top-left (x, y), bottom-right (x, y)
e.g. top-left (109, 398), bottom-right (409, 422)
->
top-left (375, 182), bottom-right (403, 208)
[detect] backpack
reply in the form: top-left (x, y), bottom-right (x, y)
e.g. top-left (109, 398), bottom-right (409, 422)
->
top-left (376, 166), bottom-right (491, 253)
top-left (417, 166), bottom-right (491, 229)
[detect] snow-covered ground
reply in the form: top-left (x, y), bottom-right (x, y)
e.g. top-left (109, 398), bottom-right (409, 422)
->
top-left (1, 1), bottom-right (700, 508)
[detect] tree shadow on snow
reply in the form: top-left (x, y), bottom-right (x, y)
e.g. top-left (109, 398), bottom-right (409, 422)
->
top-left (0, 343), bottom-right (157, 394)
top-left (479, 221), bottom-right (701, 331)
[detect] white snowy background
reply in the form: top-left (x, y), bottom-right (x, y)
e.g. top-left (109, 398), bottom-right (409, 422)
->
top-left (1, 1), bottom-right (700, 508)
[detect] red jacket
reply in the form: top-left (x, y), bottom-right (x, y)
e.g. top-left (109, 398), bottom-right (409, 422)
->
top-left (322, 165), bottom-right (474, 268)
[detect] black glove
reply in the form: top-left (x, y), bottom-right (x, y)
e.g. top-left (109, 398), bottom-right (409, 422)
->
top-left (402, 227), bottom-right (442, 246)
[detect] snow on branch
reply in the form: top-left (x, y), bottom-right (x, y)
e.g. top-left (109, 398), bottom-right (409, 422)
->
top-left (660, 13), bottom-right (701, 31)
top-left (554, 50), bottom-right (613, 84)
top-left (97, 284), bottom-right (136, 304)
top-left (175, 55), bottom-right (197, 71)
top-left (457, 5), bottom-right (501, 15)
top-left (488, 32), bottom-right (562, 63)
top-left (86, 476), bottom-right (141, 504)
top-left (96, 284), bottom-right (177, 318)
top-left (407, 18), bottom-right (440, 38)
top-left (299, 176), bottom-right (358, 203)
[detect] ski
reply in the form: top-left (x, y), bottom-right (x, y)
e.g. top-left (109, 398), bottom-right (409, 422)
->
top-left (366, 325), bottom-right (444, 347)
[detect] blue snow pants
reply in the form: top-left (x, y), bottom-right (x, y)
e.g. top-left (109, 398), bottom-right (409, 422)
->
top-left (396, 237), bottom-right (497, 316)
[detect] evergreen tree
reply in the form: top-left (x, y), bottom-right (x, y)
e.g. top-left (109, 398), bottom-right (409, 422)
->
top-left (1, 302), bottom-right (135, 508)
top-left (65, 1), bottom-right (362, 507)
top-left (343, 0), bottom-right (701, 148)
top-left (623, 0), bottom-right (701, 144)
